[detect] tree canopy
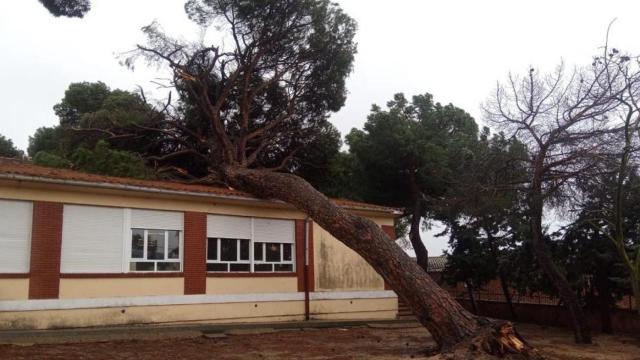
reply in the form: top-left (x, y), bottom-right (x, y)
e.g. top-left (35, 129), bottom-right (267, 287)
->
top-left (0, 134), bottom-right (25, 159)
top-left (346, 93), bottom-right (478, 270)
top-left (28, 81), bottom-right (151, 178)
top-left (38, 0), bottom-right (91, 18)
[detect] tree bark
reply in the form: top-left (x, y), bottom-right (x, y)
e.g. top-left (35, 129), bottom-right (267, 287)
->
top-left (409, 195), bottom-right (430, 273)
top-left (530, 162), bottom-right (592, 344)
top-left (222, 165), bottom-right (479, 350)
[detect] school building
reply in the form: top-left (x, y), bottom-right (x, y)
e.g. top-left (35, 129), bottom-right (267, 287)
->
top-left (0, 158), bottom-right (401, 330)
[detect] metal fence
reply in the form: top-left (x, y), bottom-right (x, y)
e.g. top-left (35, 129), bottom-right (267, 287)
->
top-left (454, 290), bottom-right (636, 310)
top-left (455, 291), bottom-right (559, 305)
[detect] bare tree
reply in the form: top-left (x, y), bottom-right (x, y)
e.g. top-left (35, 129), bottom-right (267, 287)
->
top-left (585, 43), bottom-right (640, 315)
top-left (484, 44), bottom-right (632, 343)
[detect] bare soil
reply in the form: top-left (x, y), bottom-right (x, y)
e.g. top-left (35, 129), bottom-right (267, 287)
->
top-left (0, 323), bottom-right (638, 360)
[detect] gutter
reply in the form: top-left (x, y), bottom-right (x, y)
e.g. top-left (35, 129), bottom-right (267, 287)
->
top-left (304, 217), bottom-right (311, 321)
top-left (0, 173), bottom-right (401, 215)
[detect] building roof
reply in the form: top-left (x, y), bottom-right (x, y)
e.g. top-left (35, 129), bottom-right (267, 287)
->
top-left (0, 158), bottom-right (400, 215)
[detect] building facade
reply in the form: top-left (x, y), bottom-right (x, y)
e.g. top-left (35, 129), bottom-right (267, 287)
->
top-left (0, 159), bottom-right (399, 330)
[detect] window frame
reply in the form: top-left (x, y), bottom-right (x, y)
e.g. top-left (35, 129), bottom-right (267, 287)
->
top-left (206, 217), bottom-right (295, 274)
top-left (206, 237), bottom-right (252, 272)
top-left (128, 228), bottom-right (183, 273)
top-left (252, 242), bottom-right (295, 272)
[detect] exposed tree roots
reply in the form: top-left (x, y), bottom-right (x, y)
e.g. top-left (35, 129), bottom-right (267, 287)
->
top-left (425, 322), bottom-right (545, 360)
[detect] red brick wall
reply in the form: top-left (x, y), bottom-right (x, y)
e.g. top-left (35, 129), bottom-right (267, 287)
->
top-left (183, 212), bottom-right (207, 294)
top-left (29, 201), bottom-right (63, 299)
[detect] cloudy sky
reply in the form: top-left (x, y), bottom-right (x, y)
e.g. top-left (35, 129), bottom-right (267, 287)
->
top-left (2, 0), bottom-right (640, 255)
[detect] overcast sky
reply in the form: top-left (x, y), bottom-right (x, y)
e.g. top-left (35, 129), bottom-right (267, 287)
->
top-left (2, 0), bottom-right (640, 255)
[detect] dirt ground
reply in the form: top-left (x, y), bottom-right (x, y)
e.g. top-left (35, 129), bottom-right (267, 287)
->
top-left (0, 323), bottom-right (639, 360)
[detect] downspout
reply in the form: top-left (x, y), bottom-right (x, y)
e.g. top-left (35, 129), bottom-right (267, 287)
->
top-left (304, 217), bottom-right (311, 321)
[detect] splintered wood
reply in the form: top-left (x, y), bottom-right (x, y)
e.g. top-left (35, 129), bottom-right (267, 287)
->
top-left (476, 321), bottom-right (543, 359)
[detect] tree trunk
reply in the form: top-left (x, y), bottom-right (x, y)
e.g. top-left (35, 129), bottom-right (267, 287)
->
top-left (486, 231), bottom-right (518, 321)
top-left (498, 273), bottom-right (518, 321)
top-left (466, 280), bottom-right (479, 314)
top-left (530, 170), bottom-right (592, 344)
top-left (409, 196), bottom-right (430, 273)
top-left (632, 277), bottom-right (640, 315)
top-left (594, 273), bottom-right (612, 334)
top-left (222, 166), bottom-right (479, 349)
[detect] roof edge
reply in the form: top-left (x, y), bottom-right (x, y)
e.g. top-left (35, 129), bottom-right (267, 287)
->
top-left (0, 173), bottom-right (402, 216)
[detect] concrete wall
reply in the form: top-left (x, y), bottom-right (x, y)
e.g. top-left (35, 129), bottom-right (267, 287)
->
top-left (311, 297), bottom-right (397, 320)
top-left (0, 291), bottom-right (397, 330)
top-left (0, 301), bottom-right (306, 329)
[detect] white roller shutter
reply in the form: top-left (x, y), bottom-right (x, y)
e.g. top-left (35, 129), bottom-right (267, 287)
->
top-left (207, 214), bottom-right (251, 239)
top-left (0, 200), bottom-right (32, 273)
top-left (61, 205), bottom-right (125, 273)
top-left (253, 218), bottom-right (294, 244)
top-left (131, 209), bottom-right (183, 230)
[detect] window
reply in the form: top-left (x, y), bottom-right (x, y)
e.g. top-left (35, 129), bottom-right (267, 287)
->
top-left (206, 216), bottom-right (295, 273)
top-left (253, 242), bottom-right (294, 272)
top-left (206, 238), bottom-right (251, 272)
top-left (130, 229), bottom-right (181, 272)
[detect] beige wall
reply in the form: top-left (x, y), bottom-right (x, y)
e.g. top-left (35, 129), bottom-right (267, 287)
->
top-left (206, 277), bottom-right (297, 294)
top-left (0, 181), bottom-right (305, 220)
top-left (311, 298), bottom-right (397, 320)
top-left (0, 279), bottom-right (29, 300)
top-left (0, 296), bottom-right (397, 330)
top-left (314, 224), bottom-right (385, 292)
top-left (59, 278), bottom-right (184, 299)
top-left (0, 301), bottom-right (305, 330)
top-left (0, 180), bottom-right (395, 221)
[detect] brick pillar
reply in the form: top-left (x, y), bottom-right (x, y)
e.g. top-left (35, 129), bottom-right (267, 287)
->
top-left (29, 201), bottom-right (63, 299)
top-left (296, 219), bottom-right (315, 292)
top-left (381, 225), bottom-right (396, 291)
top-left (183, 212), bottom-right (207, 294)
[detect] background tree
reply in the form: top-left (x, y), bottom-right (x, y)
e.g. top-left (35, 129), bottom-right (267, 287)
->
top-left (562, 204), bottom-right (630, 333)
top-left (0, 134), bottom-right (25, 159)
top-left (38, 0), bottom-right (91, 18)
top-left (445, 222), bottom-right (497, 314)
top-left (578, 167), bottom-right (640, 316)
top-left (581, 70), bottom-right (640, 315)
top-left (346, 93), bottom-right (478, 272)
top-left (443, 129), bottom-right (529, 320)
top-left (484, 49), bottom-right (634, 343)
top-left (28, 81), bottom-right (152, 178)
